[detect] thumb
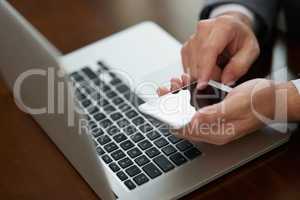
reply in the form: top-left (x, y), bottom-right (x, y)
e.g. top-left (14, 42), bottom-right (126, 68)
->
top-left (192, 102), bottom-right (225, 125)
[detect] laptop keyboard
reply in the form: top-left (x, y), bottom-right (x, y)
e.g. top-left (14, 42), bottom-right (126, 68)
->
top-left (69, 62), bottom-right (201, 190)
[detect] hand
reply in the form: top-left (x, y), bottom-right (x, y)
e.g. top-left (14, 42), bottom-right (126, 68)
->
top-left (182, 12), bottom-right (260, 88)
top-left (159, 78), bottom-right (277, 145)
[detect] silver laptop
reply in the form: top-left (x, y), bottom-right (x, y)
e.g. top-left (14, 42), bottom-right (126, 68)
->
top-left (0, 1), bottom-right (291, 200)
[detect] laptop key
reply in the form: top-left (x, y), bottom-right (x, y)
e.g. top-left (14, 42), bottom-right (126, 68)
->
top-left (125, 165), bottom-right (141, 177)
top-left (112, 97), bottom-right (124, 105)
top-left (154, 138), bottom-right (168, 148)
top-left (88, 119), bottom-right (96, 126)
top-left (89, 123), bottom-right (97, 130)
top-left (153, 155), bottom-right (175, 172)
top-left (110, 112), bottom-right (123, 121)
top-left (176, 141), bottom-right (193, 152)
top-left (124, 180), bottom-right (136, 190)
top-left (98, 99), bottom-right (109, 107)
top-left (109, 72), bottom-right (117, 78)
top-left (145, 147), bottom-right (160, 158)
top-left (146, 117), bottom-right (162, 127)
top-left (116, 171), bottom-right (128, 181)
top-left (170, 153), bottom-right (187, 166)
top-left (102, 154), bottom-right (113, 164)
top-left (107, 125), bottom-right (120, 136)
top-left (130, 132), bottom-right (144, 143)
top-left (70, 72), bottom-right (85, 82)
top-left (168, 135), bottom-right (182, 144)
top-left (158, 127), bottom-right (171, 136)
top-left (100, 119), bottom-right (113, 129)
top-left (113, 133), bottom-right (127, 143)
top-left (132, 116), bottom-right (145, 126)
top-left (118, 157), bottom-right (133, 169)
top-left (125, 110), bottom-right (138, 119)
top-left (98, 61), bottom-right (109, 70)
top-left (118, 103), bottom-right (131, 112)
top-left (103, 105), bottom-right (116, 114)
top-left (94, 113), bottom-right (106, 121)
top-left (162, 145), bottom-right (177, 156)
top-left (117, 119), bottom-right (130, 128)
top-left (138, 140), bottom-right (152, 150)
top-left (110, 78), bottom-right (122, 86)
top-left (96, 146), bottom-right (105, 156)
top-left (135, 155), bottom-right (150, 166)
top-left (116, 84), bottom-right (130, 93)
top-left (75, 90), bottom-right (86, 101)
top-left (127, 147), bottom-right (142, 158)
top-left (92, 78), bottom-right (101, 86)
top-left (82, 99), bottom-right (92, 108)
top-left (97, 135), bottom-right (111, 145)
top-left (120, 140), bottom-right (134, 151)
top-left (104, 142), bottom-right (118, 153)
top-left (82, 67), bottom-right (98, 80)
top-left (111, 150), bottom-right (126, 161)
top-left (90, 92), bottom-right (101, 101)
top-left (91, 128), bottom-right (104, 138)
top-left (88, 119), bottom-right (95, 125)
top-left (100, 84), bottom-right (111, 92)
top-left (123, 125), bottom-right (137, 135)
top-left (80, 85), bottom-right (94, 95)
top-left (146, 131), bottom-right (161, 141)
top-left (88, 106), bottom-right (99, 115)
top-left (142, 163), bottom-right (162, 179)
top-left (184, 147), bottom-right (202, 160)
top-left (106, 91), bottom-right (117, 98)
top-left (123, 92), bottom-right (132, 101)
top-left (109, 162), bottom-right (120, 172)
top-left (139, 123), bottom-right (153, 133)
top-left (133, 173), bottom-right (149, 186)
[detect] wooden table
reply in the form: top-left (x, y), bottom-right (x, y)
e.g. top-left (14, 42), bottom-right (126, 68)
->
top-left (1, 0), bottom-right (300, 199)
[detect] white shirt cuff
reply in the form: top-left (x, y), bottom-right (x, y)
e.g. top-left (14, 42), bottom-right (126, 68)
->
top-left (209, 4), bottom-right (256, 29)
top-left (292, 79), bottom-right (300, 94)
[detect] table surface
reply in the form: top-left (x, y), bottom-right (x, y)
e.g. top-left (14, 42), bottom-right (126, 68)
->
top-left (1, 0), bottom-right (300, 199)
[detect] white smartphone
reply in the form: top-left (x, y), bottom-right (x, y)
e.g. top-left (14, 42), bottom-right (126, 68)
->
top-left (139, 80), bottom-right (231, 129)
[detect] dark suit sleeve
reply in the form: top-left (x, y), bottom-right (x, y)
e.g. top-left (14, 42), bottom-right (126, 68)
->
top-left (200, 0), bottom-right (281, 44)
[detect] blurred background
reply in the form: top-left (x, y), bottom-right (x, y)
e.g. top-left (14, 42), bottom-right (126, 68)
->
top-left (9, 0), bottom-right (205, 54)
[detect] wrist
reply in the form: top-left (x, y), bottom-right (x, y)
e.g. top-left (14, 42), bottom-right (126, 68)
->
top-left (275, 81), bottom-right (300, 121)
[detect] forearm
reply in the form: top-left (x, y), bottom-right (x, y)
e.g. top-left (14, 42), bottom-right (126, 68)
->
top-left (276, 81), bottom-right (300, 121)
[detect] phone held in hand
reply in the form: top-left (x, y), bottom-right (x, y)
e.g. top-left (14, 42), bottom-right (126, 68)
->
top-left (138, 80), bottom-right (231, 129)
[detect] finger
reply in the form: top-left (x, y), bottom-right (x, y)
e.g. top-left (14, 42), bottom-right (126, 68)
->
top-left (195, 24), bottom-right (233, 88)
top-left (182, 34), bottom-right (197, 76)
top-left (181, 74), bottom-right (191, 86)
top-left (221, 41), bottom-right (260, 85)
top-left (170, 78), bottom-right (183, 91)
top-left (187, 36), bottom-right (199, 80)
top-left (157, 87), bottom-right (170, 96)
top-left (211, 66), bottom-right (222, 81)
top-left (181, 42), bottom-right (189, 73)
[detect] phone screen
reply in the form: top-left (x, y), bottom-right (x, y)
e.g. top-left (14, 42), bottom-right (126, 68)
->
top-left (139, 81), bottom-right (229, 128)
top-left (172, 82), bottom-right (228, 110)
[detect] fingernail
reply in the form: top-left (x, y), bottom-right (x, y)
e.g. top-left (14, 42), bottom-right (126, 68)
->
top-left (197, 81), bottom-right (207, 89)
top-left (222, 74), bottom-right (235, 85)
